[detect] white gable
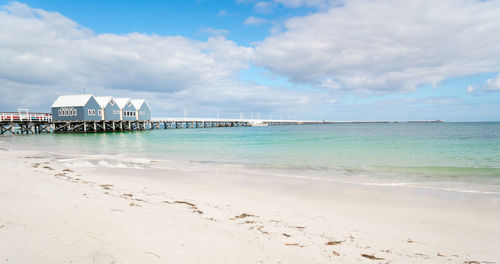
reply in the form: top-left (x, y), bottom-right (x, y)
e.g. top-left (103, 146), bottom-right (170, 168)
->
top-left (51, 94), bottom-right (93, 108)
top-left (94, 96), bottom-right (114, 108)
top-left (115, 98), bottom-right (133, 109)
top-left (131, 99), bottom-right (151, 110)
top-left (131, 99), bottom-right (144, 109)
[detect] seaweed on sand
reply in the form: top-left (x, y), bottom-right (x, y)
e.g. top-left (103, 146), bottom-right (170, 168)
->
top-left (234, 213), bottom-right (257, 219)
top-left (285, 243), bottom-right (305, 247)
top-left (100, 184), bottom-right (113, 190)
top-left (361, 254), bottom-right (384, 260)
top-left (326, 240), bottom-right (344, 246)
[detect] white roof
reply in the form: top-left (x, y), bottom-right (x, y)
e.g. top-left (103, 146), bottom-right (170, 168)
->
top-left (94, 96), bottom-right (114, 108)
top-left (51, 94), bottom-right (93, 108)
top-left (131, 99), bottom-right (151, 110)
top-left (115, 97), bottom-right (133, 109)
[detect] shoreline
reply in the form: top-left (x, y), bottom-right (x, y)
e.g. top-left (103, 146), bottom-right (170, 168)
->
top-left (2, 137), bottom-right (499, 196)
top-left (1, 148), bottom-right (500, 263)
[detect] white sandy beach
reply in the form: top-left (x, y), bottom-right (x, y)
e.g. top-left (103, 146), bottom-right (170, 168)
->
top-left (1, 148), bottom-right (500, 263)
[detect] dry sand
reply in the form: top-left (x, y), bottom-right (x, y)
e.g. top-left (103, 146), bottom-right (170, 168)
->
top-left (1, 149), bottom-right (499, 263)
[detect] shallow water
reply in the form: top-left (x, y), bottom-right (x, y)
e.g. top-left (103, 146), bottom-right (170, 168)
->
top-left (2, 122), bottom-right (500, 194)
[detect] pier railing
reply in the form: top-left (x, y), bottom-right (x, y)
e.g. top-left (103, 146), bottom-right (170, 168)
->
top-left (0, 112), bottom-right (52, 122)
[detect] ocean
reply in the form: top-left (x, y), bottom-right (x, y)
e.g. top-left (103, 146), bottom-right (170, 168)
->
top-left (1, 122), bottom-right (499, 194)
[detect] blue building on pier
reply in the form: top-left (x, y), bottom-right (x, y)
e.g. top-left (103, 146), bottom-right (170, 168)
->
top-left (51, 94), bottom-right (101, 121)
top-left (95, 96), bottom-right (121, 121)
top-left (115, 97), bottom-right (137, 121)
top-left (51, 95), bottom-right (151, 121)
top-left (132, 99), bottom-right (152, 121)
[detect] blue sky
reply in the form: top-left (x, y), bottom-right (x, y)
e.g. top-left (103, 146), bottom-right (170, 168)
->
top-left (0, 0), bottom-right (499, 121)
top-left (12, 0), bottom-right (307, 45)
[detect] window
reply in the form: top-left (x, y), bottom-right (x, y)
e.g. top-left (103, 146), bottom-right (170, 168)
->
top-left (88, 109), bottom-right (95, 116)
top-left (110, 99), bottom-right (115, 106)
top-left (59, 108), bottom-right (77, 116)
top-left (98, 110), bottom-right (102, 116)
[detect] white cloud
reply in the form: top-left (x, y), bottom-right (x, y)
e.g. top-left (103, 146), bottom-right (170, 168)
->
top-left (373, 97), bottom-right (461, 106)
top-left (484, 74), bottom-right (500, 91)
top-left (0, 3), bottom-right (252, 92)
top-left (0, 2), bottom-right (336, 116)
top-left (254, 1), bottom-right (276, 14)
top-left (466, 85), bottom-right (475, 93)
top-left (273, 0), bottom-right (332, 8)
top-left (243, 16), bottom-right (268, 26)
top-left (319, 78), bottom-right (341, 91)
top-left (217, 10), bottom-right (239, 17)
top-left (255, 0), bottom-right (500, 93)
top-left (200, 27), bottom-right (230, 36)
top-left (237, 0), bottom-right (334, 9)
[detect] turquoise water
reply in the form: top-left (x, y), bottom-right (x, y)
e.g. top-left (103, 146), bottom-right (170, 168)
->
top-left (2, 122), bottom-right (500, 193)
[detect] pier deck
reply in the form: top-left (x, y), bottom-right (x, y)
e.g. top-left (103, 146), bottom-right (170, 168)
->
top-left (1, 112), bottom-right (443, 135)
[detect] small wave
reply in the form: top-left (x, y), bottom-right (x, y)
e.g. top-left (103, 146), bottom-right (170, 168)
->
top-left (59, 160), bottom-right (96, 168)
top-left (53, 152), bottom-right (159, 170)
top-left (97, 160), bottom-right (128, 169)
top-left (414, 186), bottom-right (500, 195)
top-left (241, 168), bottom-right (500, 195)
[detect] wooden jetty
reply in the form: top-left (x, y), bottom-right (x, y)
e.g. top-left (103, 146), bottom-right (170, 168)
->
top-left (0, 113), bottom-right (253, 135)
top-left (1, 112), bottom-right (53, 135)
top-left (1, 112), bottom-right (443, 136)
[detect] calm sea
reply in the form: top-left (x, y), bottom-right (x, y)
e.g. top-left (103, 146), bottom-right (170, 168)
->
top-left (2, 122), bottom-right (499, 194)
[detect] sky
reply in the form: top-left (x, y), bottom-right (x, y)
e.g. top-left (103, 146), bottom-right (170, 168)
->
top-left (0, 0), bottom-right (499, 121)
